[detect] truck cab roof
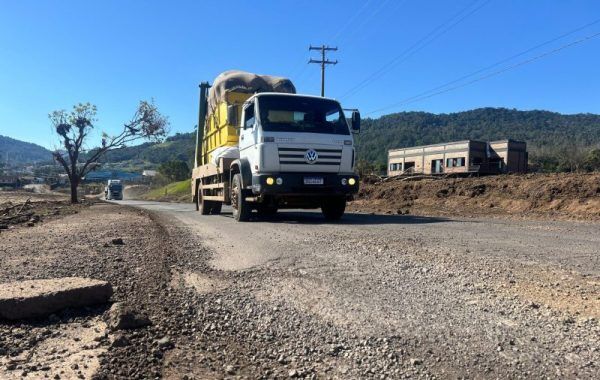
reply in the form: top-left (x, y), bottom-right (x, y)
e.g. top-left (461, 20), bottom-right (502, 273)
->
top-left (246, 92), bottom-right (339, 104)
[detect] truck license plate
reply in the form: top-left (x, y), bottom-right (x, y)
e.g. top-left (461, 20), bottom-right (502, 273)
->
top-left (303, 176), bottom-right (324, 185)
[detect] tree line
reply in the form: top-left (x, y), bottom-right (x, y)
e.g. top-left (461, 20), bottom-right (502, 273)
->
top-left (356, 107), bottom-right (600, 173)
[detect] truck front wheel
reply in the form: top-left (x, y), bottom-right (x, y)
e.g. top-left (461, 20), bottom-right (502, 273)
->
top-left (231, 173), bottom-right (251, 222)
top-left (321, 197), bottom-right (346, 220)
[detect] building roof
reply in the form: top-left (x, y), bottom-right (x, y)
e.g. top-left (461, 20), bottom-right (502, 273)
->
top-left (388, 139), bottom-right (526, 153)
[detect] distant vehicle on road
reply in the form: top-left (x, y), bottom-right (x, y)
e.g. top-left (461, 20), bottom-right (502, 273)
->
top-left (105, 179), bottom-right (123, 200)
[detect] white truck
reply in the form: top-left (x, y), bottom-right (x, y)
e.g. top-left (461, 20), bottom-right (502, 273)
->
top-left (191, 71), bottom-right (360, 221)
top-left (104, 179), bottom-right (123, 200)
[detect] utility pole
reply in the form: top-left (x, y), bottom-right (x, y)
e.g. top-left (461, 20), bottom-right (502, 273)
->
top-left (309, 45), bottom-right (338, 97)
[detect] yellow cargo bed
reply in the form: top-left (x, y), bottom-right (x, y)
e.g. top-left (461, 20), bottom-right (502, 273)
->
top-left (203, 91), bottom-right (251, 164)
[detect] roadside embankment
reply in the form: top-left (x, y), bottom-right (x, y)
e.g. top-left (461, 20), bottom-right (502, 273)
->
top-left (126, 180), bottom-right (191, 203)
top-left (349, 172), bottom-right (600, 220)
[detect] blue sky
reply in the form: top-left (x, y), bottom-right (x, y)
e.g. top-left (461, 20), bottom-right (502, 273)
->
top-left (1, 0), bottom-right (599, 149)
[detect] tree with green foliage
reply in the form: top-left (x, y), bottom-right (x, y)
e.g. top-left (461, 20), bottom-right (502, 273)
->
top-left (50, 101), bottom-right (169, 203)
top-left (584, 149), bottom-right (600, 172)
top-left (158, 160), bottom-right (190, 182)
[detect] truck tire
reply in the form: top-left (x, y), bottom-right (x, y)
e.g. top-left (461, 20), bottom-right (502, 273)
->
top-left (321, 197), bottom-right (346, 220)
top-left (197, 184), bottom-right (212, 215)
top-left (231, 173), bottom-right (251, 222)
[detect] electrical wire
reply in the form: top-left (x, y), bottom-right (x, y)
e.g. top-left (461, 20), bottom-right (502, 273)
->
top-left (339, 0), bottom-right (492, 101)
top-left (366, 30), bottom-right (600, 115)
top-left (331, 0), bottom-right (375, 43)
top-left (381, 17), bottom-right (600, 109)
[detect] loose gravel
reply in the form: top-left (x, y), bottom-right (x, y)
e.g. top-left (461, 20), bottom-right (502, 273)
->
top-left (1, 202), bottom-right (598, 379)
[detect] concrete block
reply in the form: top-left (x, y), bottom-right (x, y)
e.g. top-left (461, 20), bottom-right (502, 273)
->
top-left (0, 277), bottom-right (113, 320)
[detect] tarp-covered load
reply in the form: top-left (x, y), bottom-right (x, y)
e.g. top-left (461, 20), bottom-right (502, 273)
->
top-left (207, 70), bottom-right (296, 115)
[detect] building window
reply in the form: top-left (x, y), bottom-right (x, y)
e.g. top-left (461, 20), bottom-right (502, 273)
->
top-left (404, 162), bottom-right (415, 170)
top-left (446, 157), bottom-right (465, 168)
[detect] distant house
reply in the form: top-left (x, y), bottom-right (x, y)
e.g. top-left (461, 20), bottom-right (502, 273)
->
top-left (142, 170), bottom-right (158, 177)
top-left (388, 139), bottom-right (528, 176)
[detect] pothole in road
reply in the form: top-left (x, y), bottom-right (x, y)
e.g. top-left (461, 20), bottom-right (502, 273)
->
top-left (170, 271), bottom-right (228, 294)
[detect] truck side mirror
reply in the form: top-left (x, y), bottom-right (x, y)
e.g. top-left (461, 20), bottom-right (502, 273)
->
top-left (351, 110), bottom-right (361, 133)
top-left (227, 105), bottom-right (238, 127)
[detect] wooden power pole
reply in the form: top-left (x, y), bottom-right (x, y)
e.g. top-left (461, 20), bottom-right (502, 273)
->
top-left (309, 45), bottom-right (338, 97)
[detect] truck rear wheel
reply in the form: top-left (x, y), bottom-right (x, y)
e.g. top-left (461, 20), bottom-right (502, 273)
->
top-left (231, 173), bottom-right (251, 222)
top-left (321, 197), bottom-right (346, 220)
top-left (197, 184), bottom-right (212, 215)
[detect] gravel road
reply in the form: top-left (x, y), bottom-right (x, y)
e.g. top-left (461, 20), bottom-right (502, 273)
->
top-left (122, 200), bottom-right (599, 378)
top-left (1, 200), bottom-right (598, 379)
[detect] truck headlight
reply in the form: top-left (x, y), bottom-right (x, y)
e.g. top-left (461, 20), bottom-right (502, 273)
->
top-left (348, 178), bottom-right (356, 186)
top-left (341, 178), bottom-right (347, 186)
top-left (266, 177), bottom-right (274, 185)
top-left (276, 177), bottom-right (283, 185)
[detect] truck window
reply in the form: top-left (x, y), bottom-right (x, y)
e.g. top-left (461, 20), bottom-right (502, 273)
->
top-left (258, 95), bottom-right (350, 135)
top-left (244, 103), bottom-right (255, 129)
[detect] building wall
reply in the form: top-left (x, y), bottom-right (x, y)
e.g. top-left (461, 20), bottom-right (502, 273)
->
top-left (388, 141), bottom-right (471, 175)
top-left (489, 140), bottom-right (528, 173)
top-left (388, 139), bottom-right (528, 176)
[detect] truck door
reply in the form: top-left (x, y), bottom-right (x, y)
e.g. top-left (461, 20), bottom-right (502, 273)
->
top-left (239, 101), bottom-right (259, 170)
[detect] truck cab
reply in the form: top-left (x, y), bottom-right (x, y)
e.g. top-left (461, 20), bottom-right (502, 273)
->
top-left (231, 93), bottom-right (359, 220)
top-left (105, 179), bottom-right (123, 201)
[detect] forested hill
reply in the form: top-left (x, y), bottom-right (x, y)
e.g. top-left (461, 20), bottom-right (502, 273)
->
top-left (89, 132), bottom-right (196, 170)
top-left (83, 108), bottom-right (600, 172)
top-left (0, 134), bottom-right (53, 164)
top-left (356, 108), bottom-right (600, 165)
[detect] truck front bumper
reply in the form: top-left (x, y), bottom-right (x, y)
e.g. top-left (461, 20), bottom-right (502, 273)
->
top-left (251, 173), bottom-right (359, 197)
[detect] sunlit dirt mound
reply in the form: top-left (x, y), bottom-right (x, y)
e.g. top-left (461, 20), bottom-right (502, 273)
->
top-left (349, 173), bottom-right (600, 220)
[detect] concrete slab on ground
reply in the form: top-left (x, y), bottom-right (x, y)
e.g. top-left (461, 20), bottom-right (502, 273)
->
top-left (0, 277), bottom-right (113, 320)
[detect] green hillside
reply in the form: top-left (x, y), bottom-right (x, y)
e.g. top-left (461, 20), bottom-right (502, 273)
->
top-left (85, 108), bottom-right (600, 173)
top-left (356, 107), bottom-right (600, 166)
top-left (91, 132), bottom-right (196, 172)
top-left (0, 135), bottom-right (53, 165)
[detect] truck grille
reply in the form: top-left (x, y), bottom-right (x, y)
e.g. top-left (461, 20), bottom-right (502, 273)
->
top-left (278, 147), bottom-right (342, 166)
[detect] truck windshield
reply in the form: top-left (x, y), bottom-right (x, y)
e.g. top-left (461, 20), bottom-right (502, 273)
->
top-left (258, 95), bottom-right (350, 135)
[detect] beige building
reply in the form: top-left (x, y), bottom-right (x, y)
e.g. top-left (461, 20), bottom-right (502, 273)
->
top-left (388, 139), bottom-right (527, 176)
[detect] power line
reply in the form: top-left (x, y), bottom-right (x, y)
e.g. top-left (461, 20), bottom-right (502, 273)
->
top-left (331, 0), bottom-right (375, 43)
top-left (308, 45), bottom-right (339, 97)
top-left (339, 0), bottom-right (394, 44)
top-left (339, 0), bottom-right (491, 100)
top-left (382, 17), bottom-right (600, 108)
top-left (366, 30), bottom-right (600, 115)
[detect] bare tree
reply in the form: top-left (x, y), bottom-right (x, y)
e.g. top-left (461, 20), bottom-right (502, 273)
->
top-left (50, 101), bottom-right (169, 203)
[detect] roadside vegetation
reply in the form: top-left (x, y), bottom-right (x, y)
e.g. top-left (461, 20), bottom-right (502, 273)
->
top-left (140, 180), bottom-right (190, 202)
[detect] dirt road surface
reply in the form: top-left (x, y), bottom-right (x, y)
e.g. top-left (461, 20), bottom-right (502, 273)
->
top-left (124, 200), bottom-right (599, 378)
top-left (1, 200), bottom-right (598, 379)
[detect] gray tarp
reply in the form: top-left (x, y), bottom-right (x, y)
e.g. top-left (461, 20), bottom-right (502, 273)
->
top-left (207, 70), bottom-right (296, 115)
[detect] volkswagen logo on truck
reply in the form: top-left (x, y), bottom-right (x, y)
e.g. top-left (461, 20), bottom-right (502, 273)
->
top-left (304, 149), bottom-right (318, 164)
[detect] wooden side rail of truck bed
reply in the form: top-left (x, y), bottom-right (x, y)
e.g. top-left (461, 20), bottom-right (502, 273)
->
top-left (191, 157), bottom-right (236, 205)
